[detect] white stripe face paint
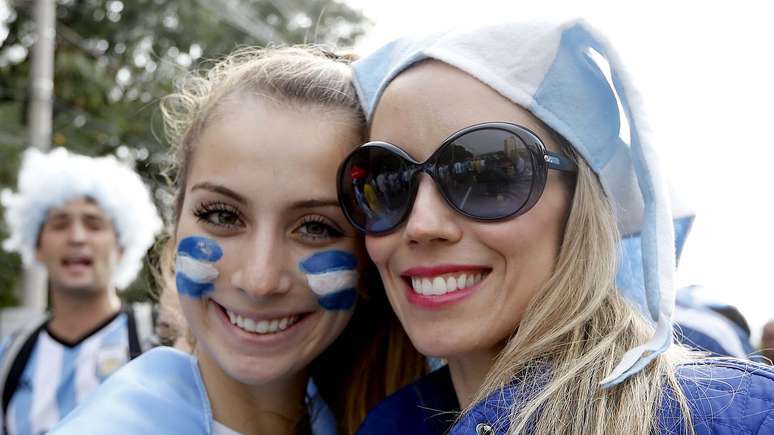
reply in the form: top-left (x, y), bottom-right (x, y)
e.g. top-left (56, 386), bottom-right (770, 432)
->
top-left (299, 250), bottom-right (359, 310)
top-left (175, 255), bottom-right (219, 283)
top-left (175, 235), bottom-right (223, 298)
top-left (305, 270), bottom-right (359, 297)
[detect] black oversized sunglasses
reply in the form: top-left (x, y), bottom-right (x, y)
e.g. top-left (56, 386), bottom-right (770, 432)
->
top-left (337, 122), bottom-right (577, 235)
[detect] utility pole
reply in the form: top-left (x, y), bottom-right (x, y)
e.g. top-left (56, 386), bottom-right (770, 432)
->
top-left (21, 0), bottom-right (56, 313)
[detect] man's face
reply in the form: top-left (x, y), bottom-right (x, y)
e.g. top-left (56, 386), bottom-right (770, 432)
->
top-left (36, 197), bottom-right (122, 295)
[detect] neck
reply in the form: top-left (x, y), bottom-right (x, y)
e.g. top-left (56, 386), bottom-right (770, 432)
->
top-left (446, 346), bottom-right (501, 409)
top-left (196, 347), bottom-right (308, 435)
top-left (48, 285), bottom-right (121, 343)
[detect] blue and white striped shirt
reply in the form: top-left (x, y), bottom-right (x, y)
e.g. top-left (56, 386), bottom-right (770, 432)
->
top-left (4, 313), bottom-right (129, 435)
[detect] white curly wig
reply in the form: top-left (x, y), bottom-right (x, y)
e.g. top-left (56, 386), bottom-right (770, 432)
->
top-left (1, 147), bottom-right (163, 289)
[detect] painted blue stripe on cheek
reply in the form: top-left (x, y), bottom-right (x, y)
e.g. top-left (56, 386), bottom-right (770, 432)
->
top-left (299, 250), bottom-right (358, 274)
top-left (318, 288), bottom-right (357, 310)
top-left (177, 236), bottom-right (223, 262)
top-left (176, 273), bottom-right (215, 297)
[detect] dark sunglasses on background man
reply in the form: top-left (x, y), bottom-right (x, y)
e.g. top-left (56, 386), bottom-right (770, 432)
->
top-left (337, 122), bottom-right (577, 235)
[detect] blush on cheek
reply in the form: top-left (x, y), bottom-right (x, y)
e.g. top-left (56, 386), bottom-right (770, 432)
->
top-left (176, 235), bottom-right (223, 298)
top-left (299, 250), bottom-right (359, 310)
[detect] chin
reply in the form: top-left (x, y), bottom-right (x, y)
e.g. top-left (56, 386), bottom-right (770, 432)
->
top-left (218, 351), bottom-right (302, 387)
top-left (407, 326), bottom-right (464, 359)
top-left (57, 281), bottom-right (104, 295)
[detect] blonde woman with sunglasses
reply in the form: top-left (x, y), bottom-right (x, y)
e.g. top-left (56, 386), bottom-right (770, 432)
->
top-left (343, 20), bottom-right (774, 435)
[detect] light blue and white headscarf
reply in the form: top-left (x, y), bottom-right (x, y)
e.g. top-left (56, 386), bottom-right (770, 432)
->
top-left (352, 19), bottom-right (693, 387)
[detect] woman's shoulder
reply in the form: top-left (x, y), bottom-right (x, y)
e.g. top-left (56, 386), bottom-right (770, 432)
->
top-left (49, 346), bottom-right (213, 435)
top-left (661, 358), bottom-right (774, 434)
top-left (356, 365), bottom-right (460, 435)
top-left (451, 358), bottom-right (774, 435)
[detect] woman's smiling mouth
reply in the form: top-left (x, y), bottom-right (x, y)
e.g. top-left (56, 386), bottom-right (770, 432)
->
top-left (226, 310), bottom-right (300, 334)
top-left (210, 299), bottom-right (311, 339)
top-left (401, 265), bottom-right (491, 307)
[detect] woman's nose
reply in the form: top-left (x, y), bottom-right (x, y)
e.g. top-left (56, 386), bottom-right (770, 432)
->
top-left (230, 230), bottom-right (292, 298)
top-left (403, 175), bottom-right (463, 245)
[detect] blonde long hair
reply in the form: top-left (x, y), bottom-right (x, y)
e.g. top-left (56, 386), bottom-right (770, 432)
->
top-left (465, 144), bottom-right (695, 434)
top-left (158, 46), bottom-right (427, 434)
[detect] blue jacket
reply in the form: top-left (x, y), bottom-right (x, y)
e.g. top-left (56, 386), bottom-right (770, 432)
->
top-left (357, 359), bottom-right (774, 434)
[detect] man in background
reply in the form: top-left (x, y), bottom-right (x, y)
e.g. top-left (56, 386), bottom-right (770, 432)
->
top-left (0, 148), bottom-right (162, 435)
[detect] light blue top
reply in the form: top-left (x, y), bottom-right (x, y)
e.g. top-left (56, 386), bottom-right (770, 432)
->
top-left (49, 347), bottom-right (337, 435)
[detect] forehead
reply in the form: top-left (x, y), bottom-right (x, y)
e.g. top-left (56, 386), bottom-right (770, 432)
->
top-left (370, 61), bottom-right (558, 156)
top-left (188, 96), bottom-right (360, 203)
top-left (45, 197), bottom-right (109, 220)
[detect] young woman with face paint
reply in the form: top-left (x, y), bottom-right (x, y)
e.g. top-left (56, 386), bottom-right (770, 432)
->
top-left (342, 21), bottom-right (774, 435)
top-left (49, 47), bottom-right (426, 435)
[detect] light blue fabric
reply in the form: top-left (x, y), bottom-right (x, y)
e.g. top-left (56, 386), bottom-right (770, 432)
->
top-left (352, 19), bottom-right (689, 387)
top-left (6, 314), bottom-right (130, 435)
top-left (49, 347), bottom-right (337, 435)
top-left (617, 215), bottom-right (695, 316)
top-left (50, 347), bottom-right (212, 435)
top-left (12, 340), bottom-right (37, 435)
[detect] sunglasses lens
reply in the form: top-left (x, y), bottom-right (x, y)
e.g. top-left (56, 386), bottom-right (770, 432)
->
top-left (436, 128), bottom-right (536, 219)
top-left (339, 146), bottom-right (416, 233)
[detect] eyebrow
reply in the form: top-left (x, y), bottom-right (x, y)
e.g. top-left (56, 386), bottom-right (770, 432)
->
top-left (289, 199), bottom-right (340, 210)
top-left (190, 182), bottom-right (247, 204)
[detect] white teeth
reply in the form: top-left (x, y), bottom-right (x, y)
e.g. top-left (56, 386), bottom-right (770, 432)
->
top-left (409, 272), bottom-right (488, 296)
top-left (225, 309), bottom-right (298, 335)
top-left (432, 277), bottom-right (446, 295)
top-left (446, 276), bottom-right (457, 292)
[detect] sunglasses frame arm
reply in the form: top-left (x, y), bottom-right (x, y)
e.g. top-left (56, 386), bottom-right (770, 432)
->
top-left (543, 151), bottom-right (577, 173)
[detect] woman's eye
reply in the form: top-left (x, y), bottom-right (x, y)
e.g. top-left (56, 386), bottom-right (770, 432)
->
top-left (193, 202), bottom-right (243, 229)
top-left (207, 211), bottom-right (240, 227)
top-left (297, 217), bottom-right (343, 241)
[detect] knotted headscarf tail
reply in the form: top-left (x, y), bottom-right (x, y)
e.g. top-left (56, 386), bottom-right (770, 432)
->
top-left (352, 19), bottom-right (694, 387)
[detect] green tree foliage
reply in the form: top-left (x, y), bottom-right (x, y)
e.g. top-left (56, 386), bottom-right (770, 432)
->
top-left (0, 0), bottom-right (370, 306)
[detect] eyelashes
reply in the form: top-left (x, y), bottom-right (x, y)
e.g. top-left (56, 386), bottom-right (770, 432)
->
top-left (297, 215), bottom-right (344, 241)
top-left (192, 200), bottom-right (244, 229)
top-left (190, 200), bottom-right (345, 242)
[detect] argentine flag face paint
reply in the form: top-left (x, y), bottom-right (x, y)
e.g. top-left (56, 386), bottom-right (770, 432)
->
top-left (176, 236), bottom-right (223, 298)
top-left (299, 250), bottom-right (358, 310)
